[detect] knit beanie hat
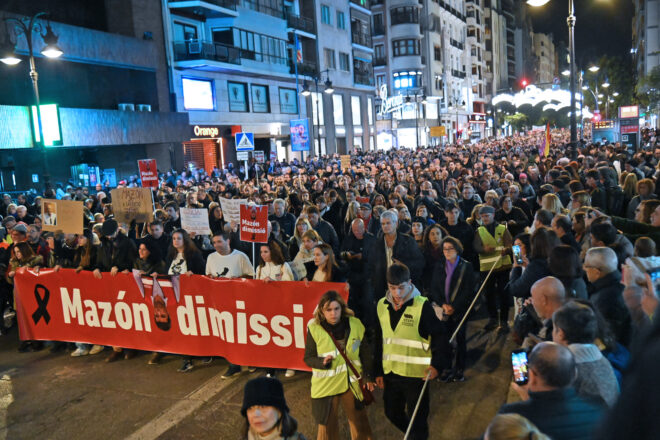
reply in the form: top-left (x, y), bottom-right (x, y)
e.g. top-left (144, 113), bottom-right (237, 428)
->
top-left (241, 377), bottom-right (289, 416)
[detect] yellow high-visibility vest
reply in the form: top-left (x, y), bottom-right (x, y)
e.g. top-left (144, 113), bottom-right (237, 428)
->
top-left (477, 224), bottom-right (511, 272)
top-left (377, 296), bottom-right (431, 378)
top-left (309, 317), bottom-right (365, 400)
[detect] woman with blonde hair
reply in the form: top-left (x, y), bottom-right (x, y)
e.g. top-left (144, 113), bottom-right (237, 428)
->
top-left (293, 229), bottom-right (322, 280)
top-left (541, 193), bottom-right (565, 215)
top-left (485, 190), bottom-right (500, 209)
top-left (485, 414), bottom-right (550, 440)
top-left (288, 216), bottom-right (313, 258)
top-left (570, 190), bottom-right (591, 214)
top-left (621, 172), bottom-right (638, 215)
top-left (343, 201), bottom-right (361, 238)
top-left (304, 290), bottom-right (374, 440)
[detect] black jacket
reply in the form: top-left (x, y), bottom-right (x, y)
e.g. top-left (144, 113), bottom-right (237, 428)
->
top-left (588, 270), bottom-right (631, 347)
top-left (428, 257), bottom-right (475, 321)
top-left (268, 212), bottom-right (296, 240)
top-left (313, 219), bottom-right (340, 254)
top-left (508, 258), bottom-right (551, 299)
top-left (368, 232), bottom-right (425, 298)
top-left (98, 232), bottom-right (137, 272)
top-left (164, 250), bottom-right (206, 275)
top-left (498, 388), bottom-right (605, 440)
top-left (340, 231), bottom-right (376, 283)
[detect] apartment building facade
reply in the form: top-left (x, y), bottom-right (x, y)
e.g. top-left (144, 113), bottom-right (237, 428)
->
top-left (0, 0), bottom-right (190, 189)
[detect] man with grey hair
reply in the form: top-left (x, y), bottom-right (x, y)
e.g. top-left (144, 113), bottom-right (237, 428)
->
top-left (584, 247), bottom-right (631, 346)
top-left (368, 209), bottom-right (424, 300)
top-left (268, 198), bottom-right (295, 240)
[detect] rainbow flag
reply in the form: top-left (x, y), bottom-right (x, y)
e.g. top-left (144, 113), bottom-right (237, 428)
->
top-left (540, 122), bottom-right (551, 157)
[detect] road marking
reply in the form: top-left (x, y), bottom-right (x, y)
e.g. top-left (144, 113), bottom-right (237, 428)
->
top-left (0, 374), bottom-right (14, 440)
top-left (125, 372), bottom-right (235, 440)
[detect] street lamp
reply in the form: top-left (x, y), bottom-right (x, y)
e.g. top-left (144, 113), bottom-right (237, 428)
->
top-left (1, 13), bottom-right (63, 190)
top-left (452, 98), bottom-right (465, 143)
top-left (527, 0), bottom-right (578, 158)
top-left (300, 69), bottom-right (333, 156)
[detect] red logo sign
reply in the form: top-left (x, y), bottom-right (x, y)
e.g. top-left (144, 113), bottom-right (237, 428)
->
top-left (621, 125), bottom-right (639, 134)
top-left (137, 159), bottom-right (158, 188)
top-left (240, 204), bottom-right (269, 243)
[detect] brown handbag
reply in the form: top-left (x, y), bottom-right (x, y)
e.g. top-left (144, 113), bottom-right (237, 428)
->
top-left (325, 330), bottom-right (375, 405)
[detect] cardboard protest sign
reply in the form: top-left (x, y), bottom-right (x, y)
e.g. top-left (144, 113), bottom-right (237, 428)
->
top-left (219, 197), bottom-right (247, 224)
top-left (240, 204), bottom-right (268, 243)
top-left (110, 188), bottom-right (153, 224)
top-left (340, 155), bottom-right (351, 171)
top-left (41, 199), bottom-right (84, 234)
top-left (180, 208), bottom-right (211, 235)
top-left (138, 159), bottom-right (158, 189)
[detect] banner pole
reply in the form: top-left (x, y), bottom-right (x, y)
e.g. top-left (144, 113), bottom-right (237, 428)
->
top-left (449, 254), bottom-right (503, 344)
top-left (403, 370), bottom-right (432, 440)
top-left (252, 242), bottom-right (256, 273)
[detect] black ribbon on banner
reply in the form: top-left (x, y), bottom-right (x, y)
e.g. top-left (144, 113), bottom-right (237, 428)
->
top-left (32, 284), bottom-right (51, 325)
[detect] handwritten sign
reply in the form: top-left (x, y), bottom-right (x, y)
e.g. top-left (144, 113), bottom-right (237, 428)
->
top-left (180, 208), bottom-right (211, 235)
top-left (111, 188), bottom-right (154, 224)
top-left (340, 155), bottom-right (351, 171)
top-left (219, 197), bottom-right (247, 225)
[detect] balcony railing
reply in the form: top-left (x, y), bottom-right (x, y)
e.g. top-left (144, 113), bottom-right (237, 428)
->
top-left (354, 70), bottom-right (374, 86)
top-left (286, 12), bottom-right (315, 33)
top-left (352, 32), bottom-right (372, 47)
top-left (173, 40), bottom-right (241, 64)
top-left (450, 39), bottom-right (464, 50)
top-left (288, 59), bottom-right (318, 77)
top-left (390, 12), bottom-right (419, 25)
top-left (451, 69), bottom-right (467, 78)
top-left (374, 56), bottom-right (387, 66)
top-left (168, 0), bottom-right (237, 9)
top-left (240, 0), bottom-right (284, 19)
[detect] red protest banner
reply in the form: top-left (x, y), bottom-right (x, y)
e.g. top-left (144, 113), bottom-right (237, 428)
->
top-left (14, 269), bottom-right (347, 370)
top-left (137, 159), bottom-right (158, 188)
top-left (240, 204), bottom-right (268, 243)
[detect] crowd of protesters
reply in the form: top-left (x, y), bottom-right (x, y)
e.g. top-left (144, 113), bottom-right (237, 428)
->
top-left (1, 129), bottom-right (660, 439)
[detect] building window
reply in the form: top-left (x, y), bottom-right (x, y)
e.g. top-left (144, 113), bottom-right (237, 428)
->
top-left (228, 81), bottom-right (249, 112)
top-left (373, 13), bottom-right (384, 35)
top-left (250, 84), bottom-right (269, 113)
top-left (337, 11), bottom-right (346, 29)
top-left (279, 88), bottom-right (298, 114)
top-left (376, 74), bottom-right (386, 89)
top-left (321, 5), bottom-right (332, 25)
top-left (368, 97), bottom-right (374, 124)
top-left (434, 75), bottom-right (442, 91)
top-left (434, 45), bottom-right (441, 61)
top-left (339, 52), bottom-right (350, 71)
top-left (351, 96), bottom-right (361, 125)
top-left (392, 39), bottom-right (420, 56)
top-left (312, 92), bottom-right (324, 125)
top-left (374, 44), bottom-right (385, 60)
top-left (333, 94), bottom-right (344, 125)
top-left (390, 6), bottom-right (419, 25)
top-left (173, 22), bottom-right (198, 40)
top-left (324, 48), bottom-right (336, 69)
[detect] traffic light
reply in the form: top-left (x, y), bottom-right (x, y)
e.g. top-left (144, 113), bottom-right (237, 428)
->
top-left (592, 110), bottom-right (601, 123)
top-left (520, 78), bottom-right (529, 88)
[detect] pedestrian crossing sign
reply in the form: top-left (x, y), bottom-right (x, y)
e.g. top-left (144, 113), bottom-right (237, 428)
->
top-left (235, 132), bottom-right (254, 151)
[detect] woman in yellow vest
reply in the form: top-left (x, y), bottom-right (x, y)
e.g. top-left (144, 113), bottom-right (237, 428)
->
top-left (304, 290), bottom-right (374, 440)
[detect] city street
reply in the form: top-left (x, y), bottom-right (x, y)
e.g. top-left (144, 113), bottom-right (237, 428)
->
top-left (0, 317), bottom-right (514, 440)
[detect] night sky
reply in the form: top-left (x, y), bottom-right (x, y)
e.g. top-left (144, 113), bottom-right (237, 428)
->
top-left (527, 0), bottom-right (633, 65)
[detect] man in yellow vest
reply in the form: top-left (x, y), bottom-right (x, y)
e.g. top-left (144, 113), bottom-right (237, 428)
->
top-left (374, 263), bottom-right (450, 440)
top-left (473, 205), bottom-right (513, 332)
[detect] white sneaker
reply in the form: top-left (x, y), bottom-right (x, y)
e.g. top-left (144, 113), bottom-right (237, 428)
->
top-left (71, 348), bottom-right (90, 357)
top-left (89, 345), bottom-right (104, 355)
top-left (285, 369), bottom-right (295, 378)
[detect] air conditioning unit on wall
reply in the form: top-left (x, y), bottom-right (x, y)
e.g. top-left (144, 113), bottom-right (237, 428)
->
top-left (118, 103), bottom-right (135, 111)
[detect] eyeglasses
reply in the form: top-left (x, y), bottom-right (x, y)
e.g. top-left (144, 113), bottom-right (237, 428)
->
top-left (443, 247), bottom-right (456, 252)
